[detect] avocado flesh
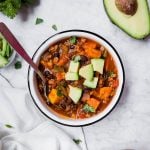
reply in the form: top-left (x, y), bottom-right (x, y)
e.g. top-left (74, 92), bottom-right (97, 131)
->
top-left (79, 64), bottom-right (94, 81)
top-left (69, 86), bottom-right (82, 104)
top-left (65, 72), bottom-right (79, 81)
top-left (104, 0), bottom-right (150, 39)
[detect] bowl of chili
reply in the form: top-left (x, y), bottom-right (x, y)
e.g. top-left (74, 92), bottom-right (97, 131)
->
top-left (28, 30), bottom-right (125, 126)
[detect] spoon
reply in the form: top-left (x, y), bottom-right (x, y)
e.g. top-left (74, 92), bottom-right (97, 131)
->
top-left (0, 22), bottom-right (49, 100)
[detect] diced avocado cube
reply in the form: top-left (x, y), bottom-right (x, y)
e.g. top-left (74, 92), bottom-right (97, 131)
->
top-left (65, 72), bottom-right (79, 81)
top-left (68, 61), bottom-right (80, 73)
top-left (73, 55), bottom-right (81, 62)
top-left (0, 55), bottom-right (8, 68)
top-left (91, 58), bottom-right (105, 74)
top-left (79, 64), bottom-right (94, 80)
top-left (83, 77), bottom-right (98, 88)
top-left (69, 85), bottom-right (82, 104)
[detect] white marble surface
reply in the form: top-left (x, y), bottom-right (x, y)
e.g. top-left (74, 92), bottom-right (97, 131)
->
top-left (0, 0), bottom-right (150, 150)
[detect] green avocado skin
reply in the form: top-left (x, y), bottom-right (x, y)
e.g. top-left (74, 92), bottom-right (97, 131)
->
top-left (103, 0), bottom-right (150, 39)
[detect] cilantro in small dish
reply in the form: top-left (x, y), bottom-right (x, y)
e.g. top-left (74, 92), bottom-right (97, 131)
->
top-left (0, 36), bottom-right (13, 68)
top-left (0, 0), bottom-right (35, 19)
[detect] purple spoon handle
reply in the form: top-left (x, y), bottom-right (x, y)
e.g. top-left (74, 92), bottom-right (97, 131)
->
top-left (0, 22), bottom-right (45, 82)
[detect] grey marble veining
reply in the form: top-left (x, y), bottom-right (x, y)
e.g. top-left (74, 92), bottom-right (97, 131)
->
top-left (0, 0), bottom-right (150, 150)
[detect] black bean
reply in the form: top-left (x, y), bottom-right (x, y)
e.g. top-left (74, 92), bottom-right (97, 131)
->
top-left (66, 80), bottom-right (72, 84)
top-left (80, 55), bottom-right (88, 63)
top-left (46, 85), bottom-right (51, 94)
top-left (46, 101), bottom-right (51, 106)
top-left (83, 88), bottom-right (90, 93)
top-left (70, 45), bottom-right (75, 49)
top-left (60, 103), bottom-right (66, 109)
top-left (53, 52), bottom-right (60, 58)
top-left (59, 99), bottom-right (66, 109)
top-left (44, 70), bottom-right (54, 79)
top-left (38, 64), bottom-right (45, 72)
top-left (84, 60), bottom-right (91, 65)
top-left (38, 84), bottom-right (44, 93)
top-left (44, 71), bottom-right (49, 76)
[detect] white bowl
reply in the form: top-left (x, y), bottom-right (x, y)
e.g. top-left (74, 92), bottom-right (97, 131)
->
top-left (28, 30), bottom-right (125, 127)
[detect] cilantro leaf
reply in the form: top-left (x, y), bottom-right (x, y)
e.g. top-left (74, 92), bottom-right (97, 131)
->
top-left (5, 124), bottom-right (13, 128)
top-left (14, 61), bottom-right (22, 69)
top-left (35, 18), bottom-right (44, 25)
top-left (70, 36), bottom-right (77, 44)
top-left (83, 104), bottom-right (95, 113)
top-left (56, 88), bottom-right (63, 97)
top-left (52, 24), bottom-right (57, 31)
top-left (73, 139), bottom-right (82, 145)
top-left (107, 71), bottom-right (117, 78)
top-left (53, 65), bottom-right (64, 72)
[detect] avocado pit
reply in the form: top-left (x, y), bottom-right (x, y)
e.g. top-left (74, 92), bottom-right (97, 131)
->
top-left (115, 0), bottom-right (138, 16)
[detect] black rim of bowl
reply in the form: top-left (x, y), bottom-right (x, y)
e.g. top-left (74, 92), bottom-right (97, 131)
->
top-left (27, 29), bottom-right (125, 127)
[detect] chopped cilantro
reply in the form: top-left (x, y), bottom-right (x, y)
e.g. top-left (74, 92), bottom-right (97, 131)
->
top-left (107, 71), bottom-right (117, 78)
top-left (56, 88), bottom-right (63, 97)
top-left (35, 18), bottom-right (44, 25)
top-left (73, 139), bottom-right (82, 145)
top-left (14, 61), bottom-right (22, 69)
top-left (53, 65), bottom-right (64, 72)
top-left (83, 104), bottom-right (95, 113)
top-left (5, 124), bottom-right (13, 128)
top-left (52, 24), bottom-right (57, 31)
top-left (70, 36), bottom-right (77, 44)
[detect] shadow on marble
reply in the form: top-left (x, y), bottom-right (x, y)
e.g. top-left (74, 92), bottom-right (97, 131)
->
top-left (19, 0), bottom-right (41, 22)
top-left (118, 80), bottom-right (129, 106)
top-left (144, 35), bottom-right (150, 41)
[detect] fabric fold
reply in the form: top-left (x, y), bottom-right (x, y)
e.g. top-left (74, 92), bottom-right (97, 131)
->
top-left (0, 86), bottom-right (86, 150)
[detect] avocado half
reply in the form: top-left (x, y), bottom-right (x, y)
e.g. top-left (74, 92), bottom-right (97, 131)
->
top-left (103, 0), bottom-right (150, 39)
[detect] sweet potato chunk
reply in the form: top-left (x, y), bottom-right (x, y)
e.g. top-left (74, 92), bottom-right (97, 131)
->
top-left (57, 55), bottom-right (69, 66)
top-left (87, 98), bottom-right (100, 110)
top-left (85, 48), bottom-right (101, 58)
top-left (48, 89), bottom-right (61, 104)
top-left (56, 72), bottom-right (65, 81)
top-left (99, 87), bottom-right (113, 101)
top-left (83, 41), bottom-right (97, 49)
top-left (83, 41), bottom-right (101, 58)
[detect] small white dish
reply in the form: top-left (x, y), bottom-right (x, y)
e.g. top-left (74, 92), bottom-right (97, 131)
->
top-left (28, 30), bottom-right (125, 126)
top-left (5, 50), bottom-right (16, 67)
top-left (0, 50), bottom-right (16, 69)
